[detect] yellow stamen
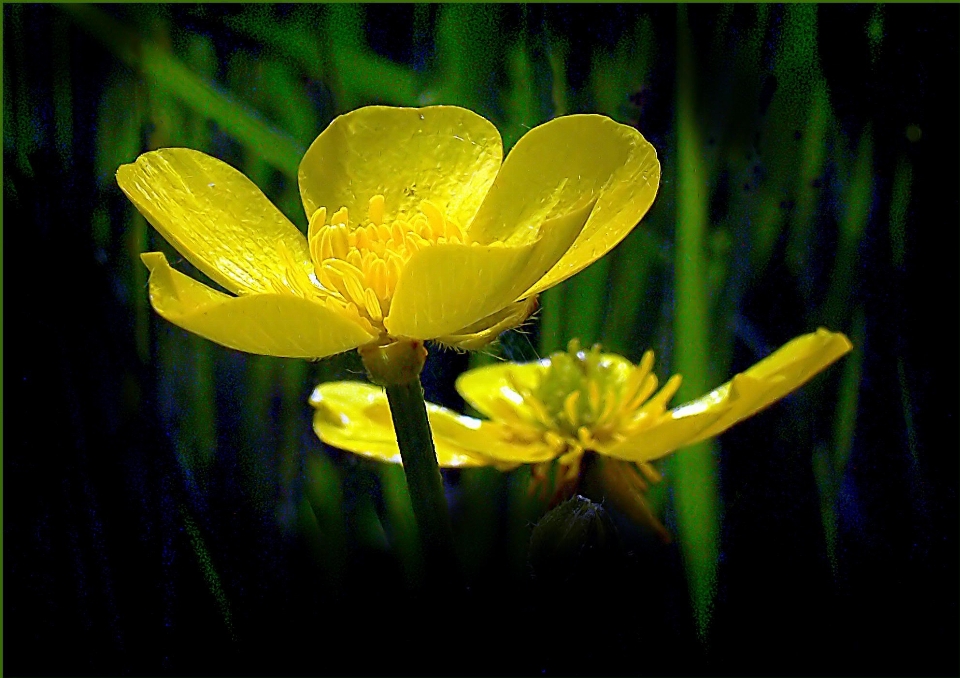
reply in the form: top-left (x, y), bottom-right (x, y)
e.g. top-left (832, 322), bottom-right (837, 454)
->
top-left (420, 199), bottom-right (446, 237)
top-left (307, 194), bottom-right (472, 333)
top-left (308, 206), bottom-right (327, 244)
top-left (563, 390), bottom-right (580, 427)
top-left (543, 430), bottom-right (568, 453)
top-left (626, 373), bottom-right (658, 412)
top-left (332, 225), bottom-right (350, 259)
top-left (641, 374), bottom-right (683, 416)
top-left (331, 206), bottom-right (349, 227)
top-left (588, 380), bottom-right (602, 416)
top-left (363, 288), bottom-right (383, 323)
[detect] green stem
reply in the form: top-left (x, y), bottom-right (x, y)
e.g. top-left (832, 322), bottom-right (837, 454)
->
top-left (383, 379), bottom-right (459, 585)
top-left (358, 339), bottom-right (460, 588)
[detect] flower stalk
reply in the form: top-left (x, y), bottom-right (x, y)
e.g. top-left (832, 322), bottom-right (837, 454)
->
top-left (359, 340), bottom-right (460, 586)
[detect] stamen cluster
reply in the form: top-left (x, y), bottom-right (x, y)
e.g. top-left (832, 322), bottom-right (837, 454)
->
top-left (494, 340), bottom-right (682, 495)
top-left (293, 194), bottom-right (472, 335)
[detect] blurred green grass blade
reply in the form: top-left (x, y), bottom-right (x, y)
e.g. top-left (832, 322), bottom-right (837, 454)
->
top-left (61, 3), bottom-right (305, 177)
top-left (501, 40), bottom-right (540, 151)
top-left (456, 467), bottom-right (505, 583)
top-left (564, 262), bottom-right (610, 347)
top-left (822, 125), bottom-right (873, 329)
top-left (811, 444), bottom-right (838, 577)
top-left (52, 14), bottom-right (74, 166)
top-left (546, 37), bottom-right (569, 117)
top-left (181, 504), bottom-right (235, 642)
top-left (326, 5), bottom-right (420, 110)
top-left (787, 77), bottom-right (832, 290)
top-left (505, 466), bottom-right (544, 580)
top-left (139, 40), bottom-right (304, 174)
top-left (816, 307), bottom-right (865, 576)
top-left (591, 16), bottom-right (655, 124)
top-left (186, 336), bottom-right (218, 470)
top-left (897, 357), bottom-right (919, 465)
top-left (241, 355), bottom-right (276, 506)
top-left (751, 3), bottom-right (822, 274)
top-left (304, 452), bottom-right (348, 592)
top-left (867, 6), bottom-right (884, 65)
top-left (279, 360), bottom-right (306, 526)
top-left (832, 309), bottom-right (864, 479)
top-left (537, 37), bottom-right (569, 355)
top-left (672, 5), bottom-right (719, 642)
top-left (888, 158), bottom-right (917, 464)
top-left (95, 66), bottom-right (149, 360)
top-left (225, 7), bottom-right (326, 84)
top-left (182, 33), bottom-right (218, 472)
top-left (430, 4), bottom-right (501, 116)
top-left (128, 212), bottom-right (150, 363)
top-left (601, 228), bottom-right (659, 357)
top-left (377, 464), bottom-right (424, 589)
top-left (538, 286), bottom-right (566, 355)
top-left (10, 5), bottom-right (40, 176)
top-left (565, 19), bottom-right (656, 350)
top-left (888, 155), bottom-right (912, 270)
top-left (95, 74), bottom-right (143, 187)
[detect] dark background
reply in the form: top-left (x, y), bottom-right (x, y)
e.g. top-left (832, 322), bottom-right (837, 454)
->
top-left (4, 4), bottom-right (958, 677)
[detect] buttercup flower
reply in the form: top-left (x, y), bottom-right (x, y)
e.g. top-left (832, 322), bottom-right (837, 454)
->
top-left (311, 329), bottom-right (852, 511)
top-left (117, 106), bottom-right (659, 358)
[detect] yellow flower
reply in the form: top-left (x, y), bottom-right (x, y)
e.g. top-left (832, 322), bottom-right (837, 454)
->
top-left (310, 329), bottom-right (852, 510)
top-left (116, 106), bottom-right (659, 358)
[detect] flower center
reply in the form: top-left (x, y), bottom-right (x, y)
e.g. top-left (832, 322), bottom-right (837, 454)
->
top-left (305, 195), bottom-right (469, 334)
top-left (501, 340), bottom-right (683, 453)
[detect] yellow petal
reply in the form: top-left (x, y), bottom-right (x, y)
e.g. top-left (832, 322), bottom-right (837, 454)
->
top-left (309, 382), bottom-right (545, 468)
top-left (456, 360), bottom-right (546, 422)
top-left (438, 297), bottom-right (538, 351)
top-left (298, 106), bottom-right (502, 231)
top-left (384, 200), bottom-right (594, 338)
top-left (600, 329), bottom-right (853, 461)
top-left (141, 252), bottom-right (376, 358)
top-left (117, 148), bottom-right (313, 296)
top-left (598, 377), bottom-right (745, 463)
top-left (466, 115), bottom-right (660, 296)
top-left (683, 328), bottom-right (854, 443)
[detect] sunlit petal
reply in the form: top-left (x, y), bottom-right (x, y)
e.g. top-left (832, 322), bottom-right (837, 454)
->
top-left (600, 329), bottom-right (852, 460)
top-left (598, 376), bottom-right (749, 462)
top-left (385, 200), bottom-right (594, 338)
top-left (455, 359), bottom-right (547, 422)
top-left (466, 115), bottom-right (659, 296)
top-left (118, 148), bottom-right (312, 296)
top-left (683, 328), bottom-right (854, 443)
top-left (142, 252), bottom-right (375, 358)
top-left (310, 382), bottom-right (548, 467)
top-left (298, 106), bottom-right (503, 231)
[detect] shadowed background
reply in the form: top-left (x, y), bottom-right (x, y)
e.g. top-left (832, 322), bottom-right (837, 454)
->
top-left (4, 4), bottom-right (957, 677)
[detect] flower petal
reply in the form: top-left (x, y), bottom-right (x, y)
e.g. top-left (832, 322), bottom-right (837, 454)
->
top-left (683, 328), bottom-right (854, 444)
top-left (456, 360), bottom-right (546, 423)
top-left (142, 252), bottom-right (376, 358)
top-left (466, 114), bottom-right (659, 296)
top-left (117, 148), bottom-right (313, 296)
top-left (309, 382), bottom-right (544, 468)
top-left (438, 297), bottom-right (538, 351)
top-left (600, 329), bottom-right (853, 461)
top-left (298, 106), bottom-right (502, 230)
top-left (597, 378), bottom-right (746, 463)
top-left (384, 200), bottom-right (594, 338)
